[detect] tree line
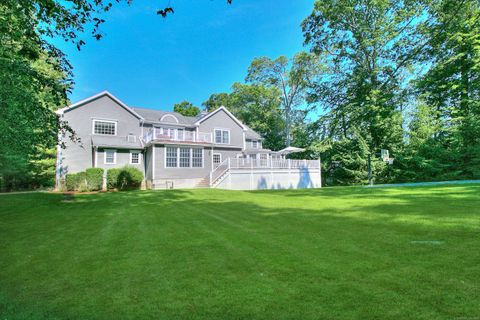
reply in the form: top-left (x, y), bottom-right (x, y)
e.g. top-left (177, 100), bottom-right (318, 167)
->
top-left (1, 0), bottom-right (479, 190)
top-left (177, 0), bottom-right (480, 185)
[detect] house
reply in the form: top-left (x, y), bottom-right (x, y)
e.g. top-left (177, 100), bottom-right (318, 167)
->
top-left (56, 91), bottom-right (321, 190)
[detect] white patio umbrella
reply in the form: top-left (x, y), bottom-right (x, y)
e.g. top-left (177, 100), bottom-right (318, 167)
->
top-left (277, 146), bottom-right (306, 155)
top-left (274, 146), bottom-right (306, 159)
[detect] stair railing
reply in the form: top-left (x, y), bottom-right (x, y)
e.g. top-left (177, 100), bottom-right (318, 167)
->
top-left (209, 158), bottom-right (230, 187)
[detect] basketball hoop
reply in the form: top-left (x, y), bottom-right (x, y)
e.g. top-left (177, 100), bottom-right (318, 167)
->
top-left (381, 149), bottom-right (390, 162)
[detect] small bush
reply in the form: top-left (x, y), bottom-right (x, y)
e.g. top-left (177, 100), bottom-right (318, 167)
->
top-left (107, 168), bottom-right (121, 190)
top-left (86, 168), bottom-right (104, 191)
top-left (117, 166), bottom-right (144, 190)
top-left (75, 172), bottom-right (87, 191)
top-left (65, 174), bottom-right (77, 191)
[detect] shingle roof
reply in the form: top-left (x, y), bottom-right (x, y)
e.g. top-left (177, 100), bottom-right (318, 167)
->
top-left (131, 107), bottom-right (199, 126)
top-left (92, 136), bottom-right (143, 149)
top-left (244, 125), bottom-right (262, 140)
top-left (131, 106), bottom-right (263, 140)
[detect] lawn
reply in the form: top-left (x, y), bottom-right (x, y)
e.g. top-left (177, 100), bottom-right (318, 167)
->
top-left (0, 185), bottom-right (479, 319)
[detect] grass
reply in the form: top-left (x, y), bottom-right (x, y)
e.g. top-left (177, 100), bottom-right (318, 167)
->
top-left (0, 185), bottom-right (479, 319)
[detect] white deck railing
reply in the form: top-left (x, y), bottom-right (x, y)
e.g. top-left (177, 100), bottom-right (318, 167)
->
top-left (230, 158), bottom-right (320, 169)
top-left (143, 128), bottom-right (212, 144)
top-left (209, 158), bottom-right (320, 186)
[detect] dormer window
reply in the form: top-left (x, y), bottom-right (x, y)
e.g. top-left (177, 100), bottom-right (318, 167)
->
top-left (93, 120), bottom-right (116, 136)
top-left (252, 141), bottom-right (258, 149)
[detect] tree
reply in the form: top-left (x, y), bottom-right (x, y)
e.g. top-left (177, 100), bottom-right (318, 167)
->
top-left (245, 52), bottom-right (322, 146)
top-left (173, 101), bottom-right (201, 117)
top-left (0, 2), bottom-right (73, 190)
top-left (414, 0), bottom-right (480, 179)
top-left (302, 0), bottom-right (428, 144)
top-left (203, 93), bottom-right (231, 112)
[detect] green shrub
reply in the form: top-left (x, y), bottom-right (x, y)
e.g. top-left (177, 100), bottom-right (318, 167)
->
top-left (107, 168), bottom-right (121, 190)
top-left (65, 173), bottom-right (77, 191)
top-left (86, 168), bottom-right (104, 191)
top-left (75, 172), bottom-right (87, 191)
top-left (117, 166), bottom-right (144, 190)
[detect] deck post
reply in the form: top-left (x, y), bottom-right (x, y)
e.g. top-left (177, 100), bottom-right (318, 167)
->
top-left (319, 157), bottom-right (322, 188)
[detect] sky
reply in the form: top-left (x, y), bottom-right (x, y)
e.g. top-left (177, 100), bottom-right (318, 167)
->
top-left (56, 0), bottom-right (314, 111)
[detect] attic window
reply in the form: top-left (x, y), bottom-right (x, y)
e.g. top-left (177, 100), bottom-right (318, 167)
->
top-left (93, 120), bottom-right (116, 136)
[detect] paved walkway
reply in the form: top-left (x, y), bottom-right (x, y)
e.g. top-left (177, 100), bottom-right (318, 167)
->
top-left (367, 180), bottom-right (480, 188)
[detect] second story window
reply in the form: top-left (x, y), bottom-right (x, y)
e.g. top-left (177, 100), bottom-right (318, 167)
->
top-left (93, 120), bottom-right (116, 136)
top-left (252, 141), bottom-right (258, 149)
top-left (214, 129), bottom-right (230, 144)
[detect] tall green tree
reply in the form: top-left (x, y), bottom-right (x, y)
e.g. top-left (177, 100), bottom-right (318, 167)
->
top-left (302, 0), bottom-right (426, 151)
top-left (245, 52), bottom-right (322, 146)
top-left (414, 0), bottom-right (480, 179)
top-left (173, 101), bottom-right (201, 117)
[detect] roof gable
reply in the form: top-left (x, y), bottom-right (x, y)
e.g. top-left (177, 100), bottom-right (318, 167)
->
top-left (194, 106), bottom-right (247, 130)
top-left (56, 91), bottom-right (143, 119)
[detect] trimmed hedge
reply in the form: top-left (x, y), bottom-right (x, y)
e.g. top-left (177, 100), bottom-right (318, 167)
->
top-left (65, 174), bottom-right (77, 191)
top-left (86, 168), bottom-right (104, 191)
top-left (107, 166), bottom-right (143, 190)
top-left (118, 166), bottom-right (143, 190)
top-left (106, 168), bottom-right (121, 190)
top-left (65, 169), bottom-right (105, 192)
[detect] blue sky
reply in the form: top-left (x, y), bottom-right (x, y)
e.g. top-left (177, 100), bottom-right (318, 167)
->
top-left (56, 0), bottom-right (314, 110)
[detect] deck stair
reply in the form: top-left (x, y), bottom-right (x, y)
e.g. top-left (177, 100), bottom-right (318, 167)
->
top-left (195, 177), bottom-right (211, 188)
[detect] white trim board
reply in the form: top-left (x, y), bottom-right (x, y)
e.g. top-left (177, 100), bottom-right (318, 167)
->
top-left (56, 91), bottom-right (144, 119)
top-left (104, 149), bottom-right (117, 165)
top-left (194, 106), bottom-right (247, 131)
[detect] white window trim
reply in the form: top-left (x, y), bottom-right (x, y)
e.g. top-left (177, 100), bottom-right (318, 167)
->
top-left (104, 149), bottom-right (117, 165)
top-left (92, 119), bottom-right (117, 136)
top-left (191, 147), bottom-right (204, 168)
top-left (160, 114), bottom-right (179, 123)
top-left (164, 146), bottom-right (204, 169)
top-left (214, 128), bottom-right (231, 145)
top-left (252, 140), bottom-right (259, 149)
top-left (213, 153), bottom-right (222, 165)
top-left (129, 150), bottom-right (141, 164)
top-left (165, 146), bottom-right (178, 168)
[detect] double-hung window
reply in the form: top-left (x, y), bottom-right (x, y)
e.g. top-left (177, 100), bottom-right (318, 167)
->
top-left (166, 147), bottom-right (177, 168)
top-left (192, 148), bottom-right (203, 167)
top-left (93, 120), bottom-right (116, 135)
top-left (179, 147), bottom-right (191, 167)
top-left (252, 140), bottom-right (258, 149)
top-left (105, 149), bottom-right (116, 164)
top-left (130, 151), bottom-right (140, 164)
top-left (214, 129), bottom-right (230, 144)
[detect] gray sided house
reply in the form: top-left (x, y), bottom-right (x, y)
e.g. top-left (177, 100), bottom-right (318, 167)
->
top-left (56, 91), bottom-right (321, 190)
